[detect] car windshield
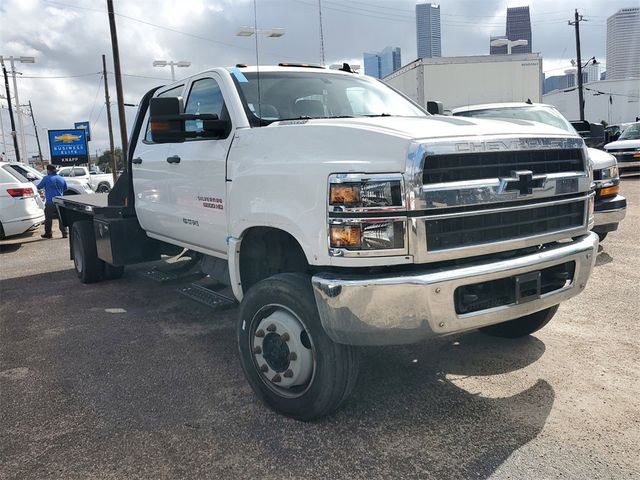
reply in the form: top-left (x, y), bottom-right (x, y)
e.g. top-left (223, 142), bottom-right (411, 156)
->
top-left (456, 106), bottom-right (575, 133)
top-left (231, 70), bottom-right (427, 125)
top-left (619, 123), bottom-right (640, 140)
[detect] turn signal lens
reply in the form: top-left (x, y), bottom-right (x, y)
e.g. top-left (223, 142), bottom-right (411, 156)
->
top-left (599, 185), bottom-right (620, 198)
top-left (330, 225), bottom-right (361, 248)
top-left (329, 184), bottom-right (360, 206)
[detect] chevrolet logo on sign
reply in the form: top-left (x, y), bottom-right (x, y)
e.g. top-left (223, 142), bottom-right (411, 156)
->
top-left (498, 170), bottom-right (546, 195)
top-left (54, 133), bottom-right (82, 143)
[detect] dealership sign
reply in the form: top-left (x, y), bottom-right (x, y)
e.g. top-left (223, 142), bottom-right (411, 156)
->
top-left (74, 121), bottom-right (91, 141)
top-left (47, 129), bottom-right (89, 165)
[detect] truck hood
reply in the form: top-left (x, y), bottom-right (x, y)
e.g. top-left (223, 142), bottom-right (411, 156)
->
top-left (277, 115), bottom-right (581, 141)
top-left (587, 147), bottom-right (616, 170)
top-left (604, 139), bottom-right (640, 151)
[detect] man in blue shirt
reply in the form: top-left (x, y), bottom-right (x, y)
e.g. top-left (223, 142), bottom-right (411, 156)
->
top-left (36, 164), bottom-right (68, 239)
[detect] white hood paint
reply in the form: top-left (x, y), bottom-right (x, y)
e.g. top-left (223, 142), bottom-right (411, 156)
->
top-left (605, 139), bottom-right (640, 151)
top-left (587, 147), bottom-right (616, 170)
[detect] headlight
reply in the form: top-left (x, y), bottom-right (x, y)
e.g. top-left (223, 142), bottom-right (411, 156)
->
top-left (328, 174), bottom-right (407, 256)
top-left (599, 165), bottom-right (618, 180)
top-left (330, 219), bottom-right (405, 250)
top-left (329, 174), bottom-right (404, 211)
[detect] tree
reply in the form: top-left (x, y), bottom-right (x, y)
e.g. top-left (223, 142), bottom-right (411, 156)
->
top-left (97, 148), bottom-right (124, 173)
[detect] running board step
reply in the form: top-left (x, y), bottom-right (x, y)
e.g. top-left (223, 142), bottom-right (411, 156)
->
top-left (178, 283), bottom-right (236, 310)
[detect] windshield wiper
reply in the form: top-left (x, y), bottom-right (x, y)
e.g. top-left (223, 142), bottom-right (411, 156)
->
top-left (363, 113), bottom-right (392, 117)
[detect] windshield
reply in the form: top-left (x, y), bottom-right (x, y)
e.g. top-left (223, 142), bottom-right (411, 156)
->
top-left (231, 70), bottom-right (427, 125)
top-left (619, 123), bottom-right (640, 140)
top-left (455, 106), bottom-right (575, 133)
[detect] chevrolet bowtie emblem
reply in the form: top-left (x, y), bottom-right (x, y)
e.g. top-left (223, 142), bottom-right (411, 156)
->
top-left (54, 133), bottom-right (82, 143)
top-left (498, 170), bottom-right (546, 195)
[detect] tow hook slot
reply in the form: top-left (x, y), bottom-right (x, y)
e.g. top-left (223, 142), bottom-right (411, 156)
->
top-left (515, 271), bottom-right (541, 304)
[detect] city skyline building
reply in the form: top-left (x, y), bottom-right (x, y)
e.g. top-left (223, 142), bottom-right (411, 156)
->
top-left (490, 5), bottom-right (532, 55)
top-left (363, 46), bottom-right (402, 79)
top-left (606, 7), bottom-right (640, 80)
top-left (416, 3), bottom-right (441, 58)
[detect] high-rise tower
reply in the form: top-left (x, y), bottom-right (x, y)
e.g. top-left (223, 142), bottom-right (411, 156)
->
top-left (416, 3), bottom-right (441, 58)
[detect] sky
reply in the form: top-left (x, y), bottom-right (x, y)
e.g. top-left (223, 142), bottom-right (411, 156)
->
top-left (0, 0), bottom-right (634, 161)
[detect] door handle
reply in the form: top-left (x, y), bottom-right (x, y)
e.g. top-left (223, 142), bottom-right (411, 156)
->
top-left (132, 157), bottom-right (143, 164)
top-left (166, 155), bottom-right (181, 164)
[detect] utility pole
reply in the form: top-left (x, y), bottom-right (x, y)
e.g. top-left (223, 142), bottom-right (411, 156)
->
top-left (318, 0), bottom-right (325, 66)
top-left (1, 61), bottom-right (20, 162)
top-left (106, 0), bottom-right (128, 171)
top-left (27, 101), bottom-right (43, 164)
top-left (0, 98), bottom-right (7, 160)
top-left (569, 9), bottom-right (585, 121)
top-left (102, 54), bottom-right (118, 185)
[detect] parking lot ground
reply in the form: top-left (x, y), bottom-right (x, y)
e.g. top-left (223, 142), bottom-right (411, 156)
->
top-left (1, 179), bottom-right (639, 480)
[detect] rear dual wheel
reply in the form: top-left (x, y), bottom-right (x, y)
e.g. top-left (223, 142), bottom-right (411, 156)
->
top-left (237, 273), bottom-right (359, 421)
top-left (71, 220), bottom-right (124, 283)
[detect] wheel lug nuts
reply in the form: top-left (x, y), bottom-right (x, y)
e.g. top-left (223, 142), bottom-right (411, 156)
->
top-left (288, 352), bottom-right (297, 361)
top-left (272, 373), bottom-right (282, 383)
top-left (283, 369), bottom-right (293, 378)
top-left (260, 364), bottom-right (268, 372)
top-left (255, 329), bottom-right (265, 338)
top-left (267, 324), bottom-right (276, 332)
top-left (253, 346), bottom-right (262, 354)
top-left (281, 332), bottom-right (290, 342)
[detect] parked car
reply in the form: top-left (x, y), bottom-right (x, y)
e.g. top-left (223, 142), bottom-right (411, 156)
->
top-left (0, 161), bottom-right (45, 239)
top-left (57, 166), bottom-right (114, 192)
top-left (5, 162), bottom-right (94, 196)
top-left (604, 122), bottom-right (640, 177)
top-left (56, 65), bottom-right (599, 420)
top-left (452, 103), bottom-right (627, 241)
top-left (604, 122), bottom-right (633, 143)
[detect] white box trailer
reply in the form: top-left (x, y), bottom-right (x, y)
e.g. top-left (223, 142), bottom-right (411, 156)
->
top-left (384, 54), bottom-right (543, 111)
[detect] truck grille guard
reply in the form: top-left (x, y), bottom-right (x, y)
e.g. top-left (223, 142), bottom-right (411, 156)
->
top-left (405, 135), bottom-right (593, 263)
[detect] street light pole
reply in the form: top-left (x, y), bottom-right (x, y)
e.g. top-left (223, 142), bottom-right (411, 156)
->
top-left (1, 61), bottom-right (20, 162)
top-left (152, 60), bottom-right (191, 81)
top-left (490, 38), bottom-right (528, 55)
top-left (0, 96), bottom-right (7, 160)
top-left (0, 55), bottom-right (35, 162)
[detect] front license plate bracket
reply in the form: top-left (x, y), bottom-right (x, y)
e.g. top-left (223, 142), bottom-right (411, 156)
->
top-left (515, 271), bottom-right (541, 303)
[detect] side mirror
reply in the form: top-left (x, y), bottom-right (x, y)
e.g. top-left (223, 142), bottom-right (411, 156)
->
top-left (149, 97), bottom-right (231, 143)
top-left (426, 101), bottom-right (444, 115)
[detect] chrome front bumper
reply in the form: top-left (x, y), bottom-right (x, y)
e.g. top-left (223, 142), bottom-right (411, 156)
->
top-left (312, 233), bottom-right (598, 345)
top-left (593, 195), bottom-right (626, 231)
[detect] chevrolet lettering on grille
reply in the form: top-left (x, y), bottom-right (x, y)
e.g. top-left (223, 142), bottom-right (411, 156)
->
top-left (498, 170), bottom-right (547, 195)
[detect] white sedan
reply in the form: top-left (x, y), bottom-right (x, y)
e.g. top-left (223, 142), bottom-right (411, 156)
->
top-left (0, 162), bottom-right (45, 239)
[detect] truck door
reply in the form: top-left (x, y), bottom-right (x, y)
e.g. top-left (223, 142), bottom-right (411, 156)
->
top-left (135, 73), bottom-right (234, 256)
top-left (132, 83), bottom-right (184, 238)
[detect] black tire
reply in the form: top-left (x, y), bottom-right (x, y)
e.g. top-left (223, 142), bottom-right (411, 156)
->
top-left (72, 221), bottom-right (103, 283)
top-left (237, 273), bottom-right (359, 421)
top-left (597, 232), bottom-right (608, 242)
top-left (480, 305), bottom-right (559, 338)
top-left (96, 183), bottom-right (111, 193)
top-left (103, 263), bottom-right (125, 280)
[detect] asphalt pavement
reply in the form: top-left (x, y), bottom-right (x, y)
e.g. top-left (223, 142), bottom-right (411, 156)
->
top-left (1, 179), bottom-right (639, 479)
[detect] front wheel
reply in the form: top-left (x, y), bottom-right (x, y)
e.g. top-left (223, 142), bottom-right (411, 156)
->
top-left (96, 183), bottom-right (111, 193)
top-left (480, 305), bottom-right (559, 338)
top-left (237, 273), bottom-right (359, 421)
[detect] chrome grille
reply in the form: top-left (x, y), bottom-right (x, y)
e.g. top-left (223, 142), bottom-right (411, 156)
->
top-left (425, 200), bottom-right (585, 251)
top-left (423, 149), bottom-right (584, 184)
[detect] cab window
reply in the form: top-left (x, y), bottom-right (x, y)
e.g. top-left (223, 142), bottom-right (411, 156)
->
top-left (184, 78), bottom-right (227, 135)
top-left (144, 84), bottom-right (185, 143)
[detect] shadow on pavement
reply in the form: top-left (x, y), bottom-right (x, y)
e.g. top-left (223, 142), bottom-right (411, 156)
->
top-left (1, 267), bottom-right (553, 480)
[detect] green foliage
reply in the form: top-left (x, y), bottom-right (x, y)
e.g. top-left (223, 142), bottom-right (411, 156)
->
top-left (97, 148), bottom-right (124, 172)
